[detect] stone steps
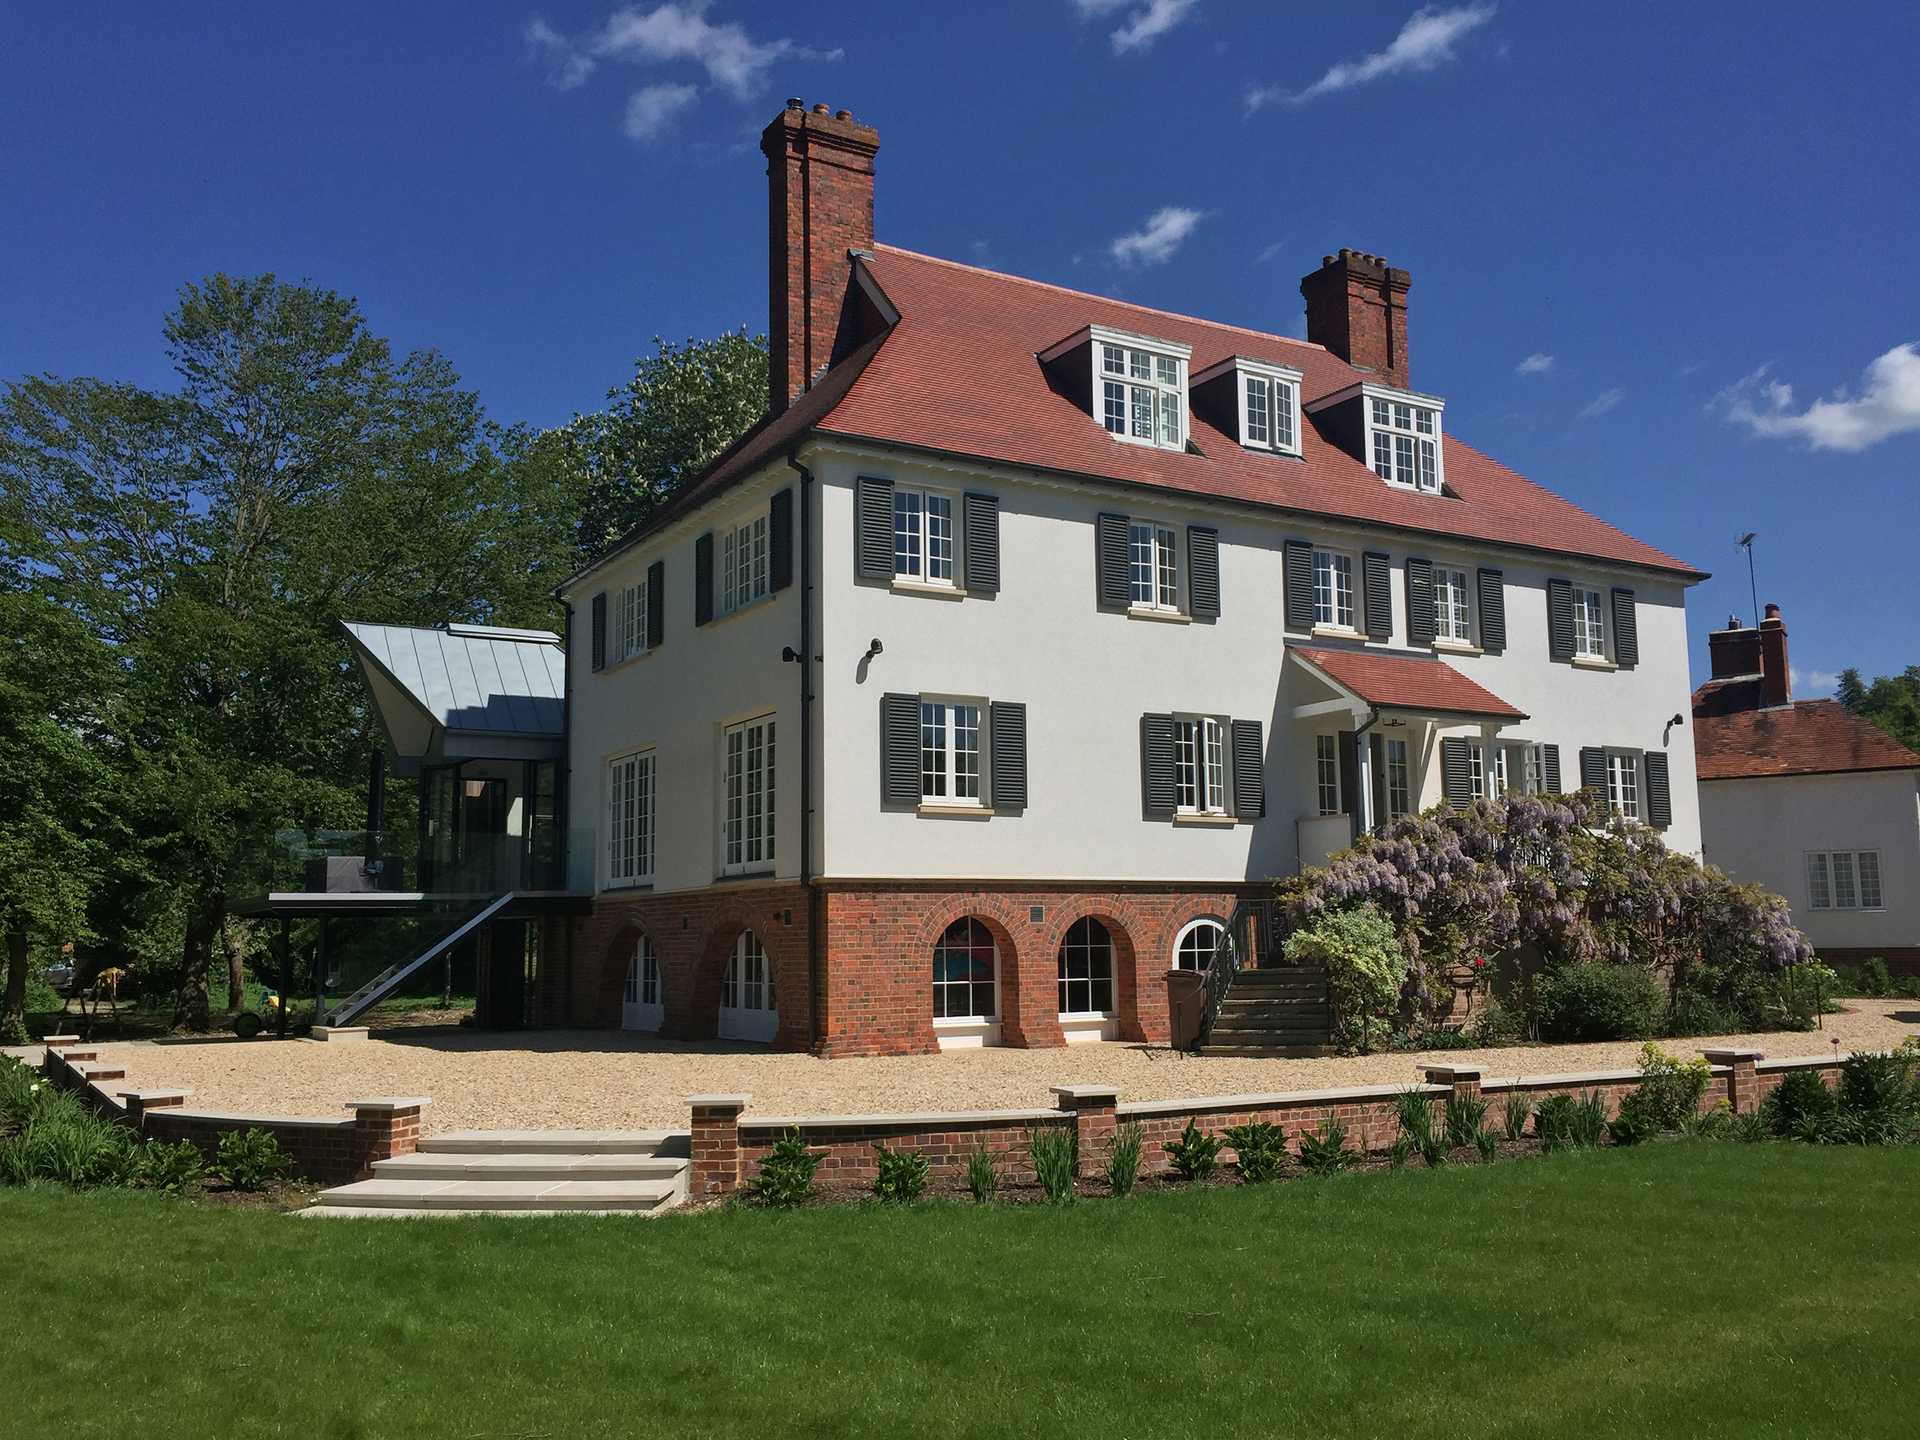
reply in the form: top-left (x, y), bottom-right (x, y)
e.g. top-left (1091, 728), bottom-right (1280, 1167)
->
top-left (1199, 967), bottom-right (1333, 1057)
top-left (304, 1129), bottom-right (691, 1218)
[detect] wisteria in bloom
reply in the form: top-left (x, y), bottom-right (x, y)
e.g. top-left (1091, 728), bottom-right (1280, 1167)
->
top-left (1278, 791), bottom-right (1813, 1023)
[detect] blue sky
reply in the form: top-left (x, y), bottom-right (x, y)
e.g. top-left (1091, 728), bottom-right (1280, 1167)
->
top-left (5, 3), bottom-right (1917, 688)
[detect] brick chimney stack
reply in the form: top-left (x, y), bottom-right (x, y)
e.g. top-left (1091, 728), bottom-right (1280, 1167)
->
top-left (1759, 602), bottom-right (1791, 707)
top-left (1706, 614), bottom-right (1762, 681)
top-left (1300, 248), bottom-right (1411, 389)
top-left (761, 100), bottom-right (879, 417)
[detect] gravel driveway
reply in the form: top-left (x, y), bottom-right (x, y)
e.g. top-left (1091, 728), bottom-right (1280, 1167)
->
top-left (92, 999), bottom-right (1918, 1134)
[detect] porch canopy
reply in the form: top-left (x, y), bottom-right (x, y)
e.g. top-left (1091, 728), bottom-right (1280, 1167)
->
top-left (342, 621), bottom-right (566, 775)
top-left (1289, 645), bottom-right (1527, 837)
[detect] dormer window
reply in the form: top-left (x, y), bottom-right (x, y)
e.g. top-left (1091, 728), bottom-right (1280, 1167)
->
top-left (1040, 324), bottom-right (1191, 454)
top-left (1305, 381), bottom-right (1447, 495)
top-left (1191, 356), bottom-right (1303, 457)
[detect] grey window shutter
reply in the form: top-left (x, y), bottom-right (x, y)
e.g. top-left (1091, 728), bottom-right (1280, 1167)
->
top-left (646, 561), bottom-right (665, 649)
top-left (590, 592), bottom-right (607, 671)
top-left (1477, 568), bottom-right (1506, 654)
top-left (1362, 551), bottom-right (1392, 640)
top-left (962, 493), bottom-right (1000, 595)
top-left (1541, 743), bottom-right (1562, 794)
top-left (855, 475), bottom-right (894, 581)
top-left (1579, 745), bottom-right (1607, 794)
top-left (1140, 714), bottom-right (1175, 817)
top-left (1611, 588), bottom-right (1639, 668)
top-left (1338, 730), bottom-right (1360, 818)
top-left (694, 532), bottom-right (714, 626)
top-left (989, 701), bottom-right (1026, 809)
top-left (1643, 752), bottom-right (1672, 828)
top-left (1097, 513), bottom-right (1131, 609)
top-left (1188, 526), bottom-right (1220, 619)
top-left (881, 693), bottom-right (921, 804)
top-left (769, 487), bottom-right (794, 593)
top-left (1284, 539), bottom-right (1315, 630)
top-left (1547, 579), bottom-right (1575, 661)
top-left (1405, 558), bottom-right (1436, 646)
top-left (1441, 736), bottom-right (1471, 808)
top-left (1230, 719), bottom-right (1264, 818)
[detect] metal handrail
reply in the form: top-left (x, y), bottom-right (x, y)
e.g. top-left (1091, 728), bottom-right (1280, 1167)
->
top-left (324, 892), bottom-right (515, 1026)
top-left (1196, 898), bottom-right (1274, 1049)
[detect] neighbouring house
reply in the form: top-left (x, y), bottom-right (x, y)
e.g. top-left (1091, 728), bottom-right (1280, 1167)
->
top-left (542, 100), bottom-right (1706, 1056)
top-left (1693, 605), bottom-right (1920, 977)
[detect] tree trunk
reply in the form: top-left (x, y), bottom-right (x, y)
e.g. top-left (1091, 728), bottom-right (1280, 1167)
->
top-left (2, 924), bottom-right (29, 1044)
top-left (222, 920), bottom-right (247, 1013)
top-left (173, 897), bottom-right (219, 1032)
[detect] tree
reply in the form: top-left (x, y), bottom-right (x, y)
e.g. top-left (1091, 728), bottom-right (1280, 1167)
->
top-left (0, 594), bottom-right (115, 1042)
top-left (1836, 667), bottom-right (1867, 711)
top-left (2, 274), bottom-right (580, 1027)
top-left (561, 331), bottom-right (767, 563)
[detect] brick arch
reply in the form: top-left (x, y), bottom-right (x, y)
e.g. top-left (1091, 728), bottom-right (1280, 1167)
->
top-left (594, 922), bottom-right (656, 1029)
top-left (1039, 901), bottom-right (1148, 1044)
top-left (914, 905), bottom-right (1028, 1049)
top-left (692, 902), bottom-right (809, 1050)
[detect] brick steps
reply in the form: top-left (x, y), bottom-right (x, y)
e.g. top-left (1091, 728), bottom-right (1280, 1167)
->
top-left (306, 1130), bottom-right (690, 1217)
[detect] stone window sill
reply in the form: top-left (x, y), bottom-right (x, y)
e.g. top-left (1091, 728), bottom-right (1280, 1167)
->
top-left (891, 578), bottom-right (964, 601)
top-left (917, 804), bottom-right (994, 819)
top-left (1173, 813), bottom-right (1238, 827)
top-left (1433, 640), bottom-right (1482, 657)
top-left (1127, 606), bottom-right (1190, 624)
top-left (1572, 655), bottom-right (1617, 671)
top-left (1310, 625), bottom-right (1366, 641)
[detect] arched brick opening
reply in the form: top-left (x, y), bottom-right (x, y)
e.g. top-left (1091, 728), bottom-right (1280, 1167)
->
top-left (593, 922), bottom-right (647, 1029)
top-left (693, 903), bottom-right (809, 1050)
top-left (913, 906), bottom-right (1026, 1050)
top-left (1044, 904), bottom-right (1145, 1043)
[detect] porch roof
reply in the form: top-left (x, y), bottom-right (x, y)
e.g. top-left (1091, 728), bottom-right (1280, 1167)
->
top-left (342, 621), bottom-right (566, 765)
top-left (1290, 645), bottom-right (1528, 721)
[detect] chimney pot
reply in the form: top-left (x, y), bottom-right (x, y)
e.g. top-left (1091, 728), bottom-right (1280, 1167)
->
top-left (786, 97), bottom-right (803, 110)
top-left (812, 102), bottom-right (829, 114)
top-left (835, 108), bottom-right (851, 120)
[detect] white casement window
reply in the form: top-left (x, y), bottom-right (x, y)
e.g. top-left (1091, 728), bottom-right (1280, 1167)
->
top-left (1173, 715), bottom-right (1228, 814)
top-left (920, 699), bottom-right (984, 806)
top-left (1241, 371), bottom-right (1300, 454)
top-left (1315, 734), bottom-right (1340, 816)
top-left (1386, 737), bottom-right (1411, 818)
top-left (1807, 850), bottom-right (1883, 911)
top-left (1433, 567), bottom-right (1472, 644)
top-left (624, 937), bottom-right (660, 1007)
top-left (1057, 917), bottom-right (1116, 1015)
top-left (1313, 549), bottom-right (1355, 629)
top-left (1370, 396), bottom-right (1441, 492)
top-left (1100, 341), bottom-right (1186, 450)
top-left (606, 750), bottom-right (656, 887)
top-left (1174, 918), bottom-right (1229, 972)
top-left (1605, 752), bottom-right (1640, 820)
top-left (1573, 587), bottom-right (1608, 659)
top-left (1521, 744), bottom-right (1547, 796)
top-left (932, 917), bottom-right (998, 1022)
top-left (613, 580), bottom-right (648, 664)
top-left (893, 488), bottom-right (956, 585)
top-left (721, 715), bottom-right (776, 874)
top-left (1129, 522), bottom-right (1179, 611)
top-left (719, 513), bottom-right (770, 617)
top-left (1469, 744), bottom-right (1487, 800)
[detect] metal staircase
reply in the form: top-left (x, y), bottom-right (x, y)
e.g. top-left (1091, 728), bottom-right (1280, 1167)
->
top-left (323, 893), bottom-right (515, 1027)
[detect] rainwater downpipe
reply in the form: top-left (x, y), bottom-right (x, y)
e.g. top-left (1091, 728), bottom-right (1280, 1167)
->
top-left (1353, 706), bottom-right (1383, 837)
top-left (784, 450), bottom-right (821, 1050)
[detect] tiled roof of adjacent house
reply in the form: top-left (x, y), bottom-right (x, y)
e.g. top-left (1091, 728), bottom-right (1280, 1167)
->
top-left (572, 245), bottom-right (1702, 587)
top-left (1291, 645), bottom-right (1528, 720)
top-left (1692, 699), bottom-right (1920, 780)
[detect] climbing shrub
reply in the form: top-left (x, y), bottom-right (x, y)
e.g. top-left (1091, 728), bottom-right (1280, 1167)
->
top-left (1282, 902), bottom-right (1405, 1054)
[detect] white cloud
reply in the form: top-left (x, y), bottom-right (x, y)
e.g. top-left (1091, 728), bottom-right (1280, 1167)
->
top-left (1515, 351), bottom-right (1554, 375)
top-left (1714, 344), bottom-right (1920, 453)
top-left (525, 5), bottom-right (842, 106)
top-left (1801, 668), bottom-right (1841, 694)
top-left (1577, 387), bottom-right (1624, 420)
top-left (1071, 0), bottom-right (1198, 55)
top-left (1109, 206), bottom-right (1205, 267)
top-left (624, 82), bottom-right (700, 139)
top-left (1247, 4), bottom-right (1497, 112)
top-left (1255, 239), bottom-right (1286, 264)
top-left (525, 15), bottom-right (596, 89)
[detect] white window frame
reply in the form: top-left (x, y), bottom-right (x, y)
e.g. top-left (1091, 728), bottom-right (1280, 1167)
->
top-left (1173, 714), bottom-right (1230, 815)
top-left (1128, 521), bottom-right (1180, 612)
top-left (1520, 743), bottom-right (1547, 796)
top-left (1056, 917), bottom-right (1115, 1018)
top-left (1173, 917), bottom-right (1230, 973)
top-left (718, 510), bottom-right (770, 618)
top-left (622, 934), bottom-right (663, 1032)
top-left (932, 917), bottom-right (1000, 1026)
top-left (1605, 750), bottom-right (1640, 820)
top-left (606, 748), bottom-right (655, 889)
top-left (892, 487), bottom-right (958, 587)
top-left (1385, 737), bottom-right (1411, 819)
top-left (720, 713), bottom-right (776, 876)
top-left (1084, 326), bottom-right (1189, 453)
top-left (1433, 566), bottom-right (1473, 646)
top-left (1367, 394), bottom-right (1443, 493)
top-left (1315, 734), bottom-right (1341, 816)
top-left (612, 578), bottom-right (649, 664)
top-left (1312, 548), bottom-right (1356, 631)
top-left (919, 696), bottom-right (986, 807)
top-left (1231, 362), bottom-right (1303, 456)
top-left (1573, 587), bottom-right (1608, 660)
top-left (1806, 850), bottom-right (1884, 911)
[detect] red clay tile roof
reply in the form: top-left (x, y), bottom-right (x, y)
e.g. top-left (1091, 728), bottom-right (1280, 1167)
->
top-left (1693, 700), bottom-right (1920, 780)
top-left (818, 247), bottom-right (1702, 578)
top-left (1292, 646), bottom-right (1527, 720)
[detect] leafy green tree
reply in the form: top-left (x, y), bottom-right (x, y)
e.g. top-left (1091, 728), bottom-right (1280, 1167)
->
top-left (1836, 667), bottom-right (1867, 711)
top-left (1831, 666), bottom-right (1920, 754)
top-left (561, 331), bottom-right (767, 563)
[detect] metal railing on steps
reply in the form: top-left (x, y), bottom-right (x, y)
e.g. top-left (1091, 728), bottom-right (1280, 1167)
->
top-left (324, 892), bottom-right (516, 1027)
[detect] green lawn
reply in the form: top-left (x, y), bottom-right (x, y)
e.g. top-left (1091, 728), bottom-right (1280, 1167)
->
top-left (4, 1143), bottom-right (1915, 1439)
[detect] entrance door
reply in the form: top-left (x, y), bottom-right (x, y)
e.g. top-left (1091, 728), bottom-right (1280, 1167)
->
top-left (717, 930), bottom-right (778, 1043)
top-left (622, 935), bottom-right (664, 1032)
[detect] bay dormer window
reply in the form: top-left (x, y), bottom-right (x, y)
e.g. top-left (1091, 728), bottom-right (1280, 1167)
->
top-left (1306, 381), bottom-right (1447, 495)
top-left (1039, 324), bottom-right (1191, 454)
top-left (1191, 357), bottom-right (1304, 457)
